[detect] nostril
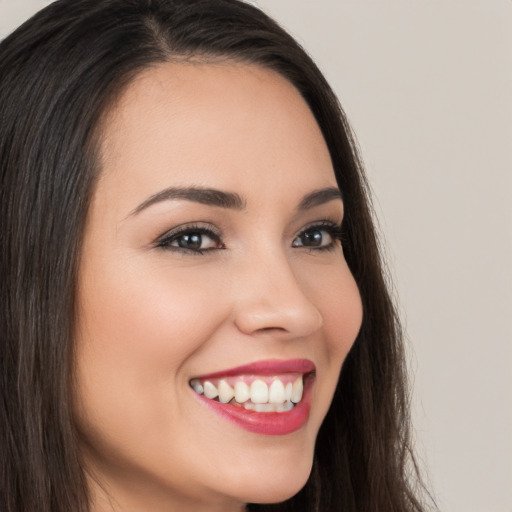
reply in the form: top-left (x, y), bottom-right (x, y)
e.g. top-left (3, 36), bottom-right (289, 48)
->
top-left (256, 326), bottom-right (288, 334)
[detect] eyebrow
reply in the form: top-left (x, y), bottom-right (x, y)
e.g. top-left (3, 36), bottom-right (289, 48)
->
top-left (130, 186), bottom-right (246, 215)
top-left (129, 185), bottom-right (342, 216)
top-left (297, 187), bottom-right (343, 211)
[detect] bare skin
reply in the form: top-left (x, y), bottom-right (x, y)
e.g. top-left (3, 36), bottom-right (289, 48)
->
top-left (74, 62), bottom-right (363, 511)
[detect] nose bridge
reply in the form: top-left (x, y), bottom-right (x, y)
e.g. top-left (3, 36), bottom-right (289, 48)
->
top-left (232, 245), bottom-right (323, 338)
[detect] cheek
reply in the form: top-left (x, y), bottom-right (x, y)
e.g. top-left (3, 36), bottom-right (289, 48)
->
top-left (302, 261), bottom-right (363, 414)
top-left (305, 260), bottom-right (363, 359)
top-left (76, 257), bottom-right (225, 371)
top-left (325, 274), bottom-right (363, 358)
top-left (73, 254), bottom-right (227, 442)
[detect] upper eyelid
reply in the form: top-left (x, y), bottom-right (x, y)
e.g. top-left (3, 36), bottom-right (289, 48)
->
top-left (296, 219), bottom-right (342, 234)
top-left (155, 222), bottom-right (221, 245)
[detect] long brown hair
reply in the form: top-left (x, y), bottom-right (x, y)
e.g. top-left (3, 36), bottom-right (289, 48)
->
top-left (0, 1), bottom-right (431, 510)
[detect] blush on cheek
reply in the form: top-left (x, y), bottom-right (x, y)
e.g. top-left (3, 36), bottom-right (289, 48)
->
top-left (78, 255), bottom-right (225, 364)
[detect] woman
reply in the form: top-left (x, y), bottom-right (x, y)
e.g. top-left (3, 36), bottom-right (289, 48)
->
top-left (0, 0), bottom-right (430, 511)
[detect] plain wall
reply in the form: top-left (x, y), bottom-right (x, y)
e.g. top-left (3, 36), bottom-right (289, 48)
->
top-left (1, 1), bottom-right (511, 511)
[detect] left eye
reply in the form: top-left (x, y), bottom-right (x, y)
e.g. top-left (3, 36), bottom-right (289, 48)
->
top-left (292, 224), bottom-right (341, 249)
top-left (169, 232), bottom-right (218, 250)
top-left (156, 227), bottom-right (222, 252)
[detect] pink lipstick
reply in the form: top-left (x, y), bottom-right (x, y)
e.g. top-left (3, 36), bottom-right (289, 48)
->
top-left (190, 359), bottom-right (315, 435)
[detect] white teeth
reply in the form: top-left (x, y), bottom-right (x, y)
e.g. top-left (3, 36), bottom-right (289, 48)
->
top-left (234, 381), bottom-right (250, 403)
top-left (218, 379), bottom-right (234, 404)
top-left (269, 379), bottom-right (286, 404)
top-left (285, 382), bottom-right (293, 402)
top-left (254, 403), bottom-right (274, 412)
top-left (250, 380), bottom-right (269, 404)
top-left (203, 381), bottom-right (218, 399)
top-left (291, 377), bottom-right (303, 404)
top-left (275, 402), bottom-right (287, 412)
top-left (244, 401), bottom-right (294, 412)
top-left (277, 401), bottom-right (294, 412)
top-left (190, 379), bottom-right (204, 394)
top-left (191, 374), bottom-right (307, 410)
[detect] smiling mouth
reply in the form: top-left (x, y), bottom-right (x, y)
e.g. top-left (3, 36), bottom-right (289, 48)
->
top-left (189, 359), bottom-right (316, 435)
top-left (190, 373), bottom-right (306, 413)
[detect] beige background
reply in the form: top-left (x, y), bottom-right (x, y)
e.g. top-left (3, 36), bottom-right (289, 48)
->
top-left (1, 1), bottom-right (511, 511)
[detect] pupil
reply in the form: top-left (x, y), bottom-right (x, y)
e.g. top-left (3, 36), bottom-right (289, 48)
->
top-left (302, 230), bottom-right (322, 246)
top-left (179, 233), bottom-right (202, 249)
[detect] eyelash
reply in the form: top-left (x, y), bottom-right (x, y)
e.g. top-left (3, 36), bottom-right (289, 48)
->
top-left (155, 220), bottom-right (344, 255)
top-left (291, 221), bottom-right (344, 253)
top-left (155, 223), bottom-right (223, 255)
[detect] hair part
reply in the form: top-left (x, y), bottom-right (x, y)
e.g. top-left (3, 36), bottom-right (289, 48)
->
top-left (0, 1), bottom-right (431, 511)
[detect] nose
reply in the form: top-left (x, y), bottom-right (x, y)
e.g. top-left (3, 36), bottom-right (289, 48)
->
top-left (232, 252), bottom-right (323, 339)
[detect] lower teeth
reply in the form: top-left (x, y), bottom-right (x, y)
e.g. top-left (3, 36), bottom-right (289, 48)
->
top-left (223, 398), bottom-right (295, 413)
top-left (243, 401), bottom-right (295, 413)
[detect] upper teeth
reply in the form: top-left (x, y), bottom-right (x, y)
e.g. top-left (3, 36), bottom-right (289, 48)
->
top-left (190, 376), bottom-right (304, 407)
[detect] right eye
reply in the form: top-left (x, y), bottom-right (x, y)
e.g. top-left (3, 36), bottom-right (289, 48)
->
top-left (156, 224), bottom-right (223, 254)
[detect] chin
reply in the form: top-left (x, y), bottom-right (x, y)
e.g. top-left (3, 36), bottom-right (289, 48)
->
top-left (219, 446), bottom-right (314, 506)
top-left (244, 471), bottom-right (311, 505)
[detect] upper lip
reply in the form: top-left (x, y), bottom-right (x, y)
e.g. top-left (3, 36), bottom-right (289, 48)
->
top-left (191, 358), bottom-right (315, 380)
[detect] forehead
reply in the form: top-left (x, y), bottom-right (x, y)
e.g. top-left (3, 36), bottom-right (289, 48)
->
top-left (97, 61), bottom-right (336, 212)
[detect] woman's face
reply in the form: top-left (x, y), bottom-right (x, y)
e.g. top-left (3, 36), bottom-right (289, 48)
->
top-left (74, 62), bottom-right (363, 512)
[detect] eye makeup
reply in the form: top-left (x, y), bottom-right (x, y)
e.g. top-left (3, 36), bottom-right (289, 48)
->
top-left (155, 222), bottom-right (224, 255)
top-left (153, 217), bottom-right (343, 256)
top-left (292, 220), bottom-right (344, 252)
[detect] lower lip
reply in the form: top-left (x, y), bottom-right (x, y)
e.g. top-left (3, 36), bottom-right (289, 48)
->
top-left (195, 377), bottom-right (313, 436)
